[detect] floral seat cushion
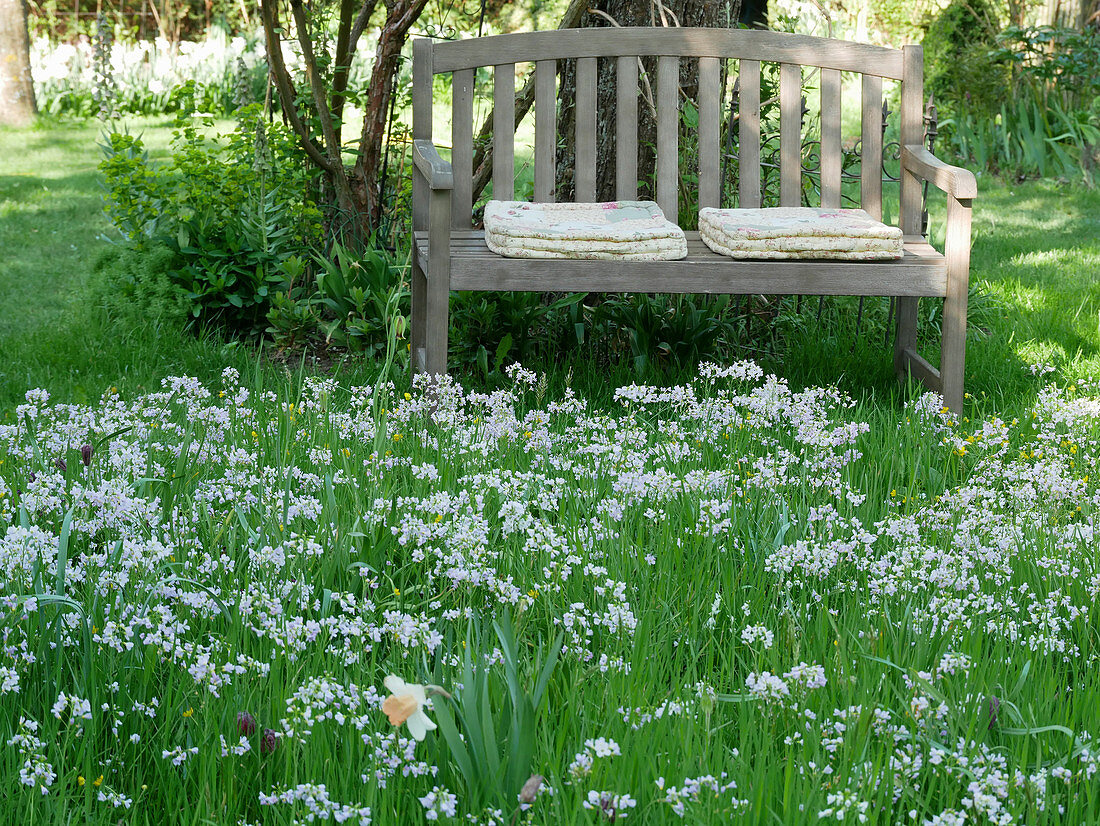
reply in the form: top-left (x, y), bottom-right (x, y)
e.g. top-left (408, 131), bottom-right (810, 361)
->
top-left (484, 200), bottom-right (687, 260)
top-left (699, 207), bottom-right (903, 260)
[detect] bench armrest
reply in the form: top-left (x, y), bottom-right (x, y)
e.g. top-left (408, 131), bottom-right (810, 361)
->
top-left (413, 140), bottom-right (454, 191)
top-left (901, 145), bottom-right (977, 200)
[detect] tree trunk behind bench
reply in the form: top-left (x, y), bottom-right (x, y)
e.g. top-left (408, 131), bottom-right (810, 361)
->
top-left (555, 0), bottom-right (729, 206)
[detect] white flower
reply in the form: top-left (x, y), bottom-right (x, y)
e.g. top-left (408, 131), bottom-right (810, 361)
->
top-left (381, 675), bottom-right (437, 741)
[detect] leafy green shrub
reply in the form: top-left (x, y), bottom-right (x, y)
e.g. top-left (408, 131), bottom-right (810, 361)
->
top-left (597, 293), bottom-right (741, 374)
top-left (993, 26), bottom-right (1100, 110)
top-left (944, 95), bottom-right (1100, 184)
top-left (99, 105), bottom-right (323, 334)
top-left (90, 244), bottom-right (191, 326)
top-left (449, 291), bottom-right (586, 376)
top-left (922, 0), bottom-right (1008, 121)
top-left (314, 243), bottom-right (410, 355)
top-left (940, 25), bottom-right (1100, 185)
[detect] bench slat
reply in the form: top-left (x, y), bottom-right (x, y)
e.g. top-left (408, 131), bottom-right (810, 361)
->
top-left (738, 60), bottom-right (761, 209)
top-left (861, 73), bottom-right (883, 220)
top-left (430, 29), bottom-right (906, 78)
top-left (820, 67), bottom-right (842, 209)
top-left (616, 56), bottom-right (639, 200)
top-left (780, 62), bottom-right (802, 207)
top-left (535, 60), bottom-right (556, 202)
top-left (493, 63), bottom-right (515, 201)
top-left (411, 39), bottom-right (432, 232)
top-left (900, 46), bottom-right (923, 236)
top-left (451, 68), bottom-right (474, 227)
top-left (698, 57), bottom-right (721, 211)
top-left (575, 57), bottom-right (598, 202)
top-left (414, 231), bottom-right (947, 296)
top-left (657, 55), bottom-right (680, 220)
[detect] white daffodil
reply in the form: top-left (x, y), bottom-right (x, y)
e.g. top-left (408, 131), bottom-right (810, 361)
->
top-left (381, 676), bottom-right (438, 741)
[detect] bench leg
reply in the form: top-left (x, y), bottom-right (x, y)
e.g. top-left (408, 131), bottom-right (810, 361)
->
top-left (424, 268), bottom-right (449, 376)
top-left (410, 255), bottom-right (428, 376)
top-left (893, 296), bottom-right (919, 384)
top-left (940, 196), bottom-right (972, 414)
top-left (424, 188), bottom-right (451, 376)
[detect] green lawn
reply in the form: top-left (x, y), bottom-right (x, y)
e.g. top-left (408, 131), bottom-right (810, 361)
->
top-left (4, 119), bottom-right (1100, 824)
top-left (2, 118), bottom-right (1099, 415)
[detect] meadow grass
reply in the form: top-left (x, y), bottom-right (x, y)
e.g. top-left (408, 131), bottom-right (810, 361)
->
top-left (0, 365), bottom-right (1098, 824)
top-left (3, 119), bottom-right (1100, 824)
top-left (4, 119), bottom-right (1100, 414)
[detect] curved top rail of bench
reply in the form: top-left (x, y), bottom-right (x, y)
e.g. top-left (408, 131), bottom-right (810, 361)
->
top-left (427, 27), bottom-right (908, 79)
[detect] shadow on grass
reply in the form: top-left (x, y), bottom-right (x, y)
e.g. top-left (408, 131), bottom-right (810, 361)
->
top-left (768, 181), bottom-right (1100, 411)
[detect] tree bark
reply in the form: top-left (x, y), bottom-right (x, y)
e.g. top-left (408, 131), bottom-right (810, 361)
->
top-left (555, 0), bottom-right (729, 203)
top-left (352, 0), bottom-right (430, 229)
top-left (260, 0), bottom-right (427, 237)
top-left (0, 0), bottom-right (36, 127)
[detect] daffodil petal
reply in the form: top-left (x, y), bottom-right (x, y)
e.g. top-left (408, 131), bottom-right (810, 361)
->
top-left (384, 675), bottom-right (406, 694)
top-left (406, 711), bottom-right (427, 741)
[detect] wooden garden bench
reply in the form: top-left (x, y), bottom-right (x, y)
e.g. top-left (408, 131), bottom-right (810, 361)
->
top-left (409, 27), bottom-right (977, 410)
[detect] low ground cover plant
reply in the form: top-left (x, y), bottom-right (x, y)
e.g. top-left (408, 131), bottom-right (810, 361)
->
top-left (1, 362), bottom-right (1098, 823)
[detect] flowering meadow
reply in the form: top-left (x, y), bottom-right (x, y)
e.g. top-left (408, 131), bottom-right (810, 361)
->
top-left (1, 362), bottom-right (1100, 824)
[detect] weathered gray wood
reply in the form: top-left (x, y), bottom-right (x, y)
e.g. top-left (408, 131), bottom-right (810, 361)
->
top-left (412, 29), bottom-right (974, 405)
top-left (413, 140), bottom-right (453, 190)
top-left (940, 196), bottom-right (972, 412)
top-left (493, 63), bottom-right (515, 201)
top-left (414, 231), bottom-right (948, 295)
top-left (616, 56), bottom-right (639, 199)
top-left (901, 145), bottom-right (978, 198)
top-left (860, 73), bottom-right (883, 220)
top-left (656, 55), bottom-right (679, 220)
top-left (534, 60), bottom-right (556, 202)
top-left (410, 256), bottom-right (427, 376)
top-left (412, 39), bottom-right (432, 233)
top-left (698, 57), bottom-right (721, 210)
top-left (899, 45), bottom-right (923, 235)
top-left (780, 63), bottom-right (802, 207)
top-left (819, 67), bottom-right (841, 209)
top-left (425, 188), bottom-right (451, 376)
top-left (451, 68), bottom-right (474, 227)
top-left (739, 60), bottom-right (761, 209)
top-left (905, 143), bottom-right (977, 411)
top-left (432, 27), bottom-right (905, 78)
top-left (575, 57), bottom-right (597, 202)
top-left (900, 347), bottom-right (942, 391)
top-left (894, 46), bottom-right (924, 383)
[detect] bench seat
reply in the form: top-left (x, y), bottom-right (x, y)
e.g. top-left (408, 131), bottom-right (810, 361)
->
top-left (414, 231), bottom-right (946, 296)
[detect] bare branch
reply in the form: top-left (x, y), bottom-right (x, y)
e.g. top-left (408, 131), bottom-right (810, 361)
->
top-left (258, 0), bottom-right (335, 173)
top-left (289, 0), bottom-right (355, 211)
top-left (349, 0), bottom-right (381, 53)
top-left (352, 0), bottom-right (431, 227)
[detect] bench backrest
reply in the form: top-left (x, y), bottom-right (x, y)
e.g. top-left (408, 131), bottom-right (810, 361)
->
top-left (412, 28), bottom-right (924, 236)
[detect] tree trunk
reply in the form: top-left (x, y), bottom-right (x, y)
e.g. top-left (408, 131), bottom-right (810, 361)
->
top-left (352, 0), bottom-right (430, 230)
top-left (0, 0), bottom-right (36, 127)
top-left (555, 0), bottom-right (730, 204)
